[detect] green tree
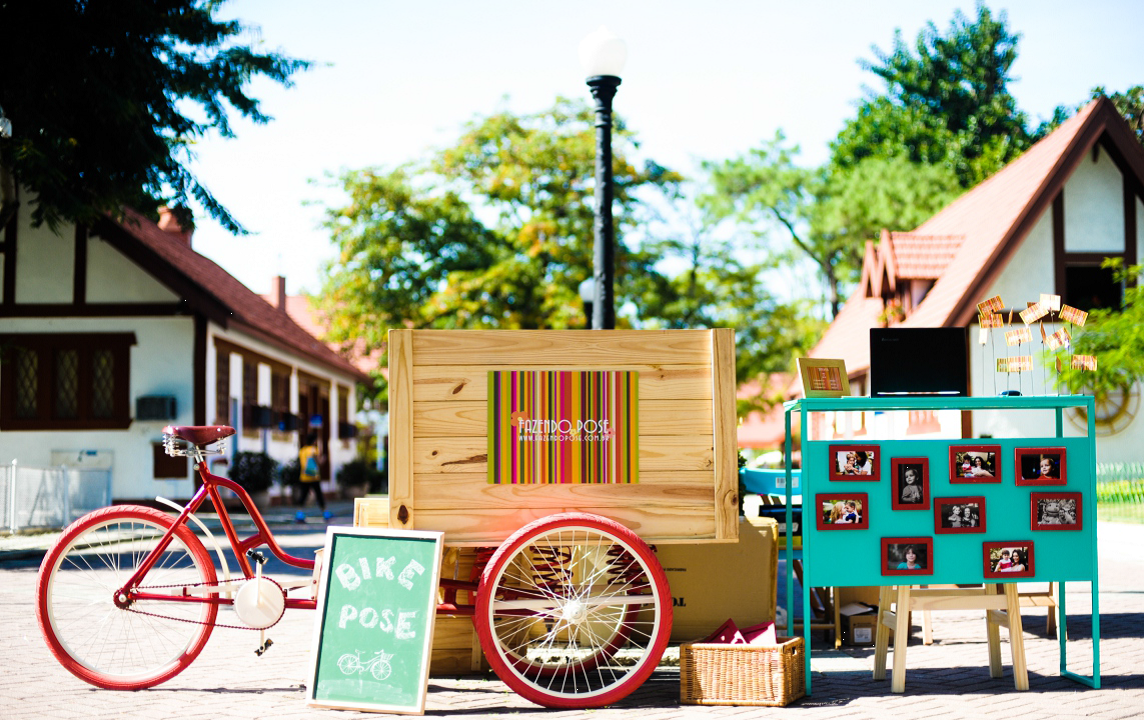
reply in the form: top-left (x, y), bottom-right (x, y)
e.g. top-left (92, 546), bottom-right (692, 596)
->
top-left (703, 134), bottom-right (958, 318)
top-left (0, 0), bottom-right (310, 232)
top-left (317, 99), bottom-right (681, 401)
top-left (632, 186), bottom-right (825, 397)
top-left (318, 100), bottom-right (816, 410)
top-left (833, 2), bottom-right (1032, 188)
top-left (1056, 260), bottom-right (1144, 410)
top-left (1036, 86), bottom-right (1144, 146)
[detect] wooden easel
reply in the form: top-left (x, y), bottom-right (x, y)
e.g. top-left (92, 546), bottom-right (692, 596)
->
top-left (872, 584), bottom-right (1028, 692)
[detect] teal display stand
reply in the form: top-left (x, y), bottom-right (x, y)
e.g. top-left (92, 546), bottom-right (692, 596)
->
top-left (782, 395), bottom-right (1100, 694)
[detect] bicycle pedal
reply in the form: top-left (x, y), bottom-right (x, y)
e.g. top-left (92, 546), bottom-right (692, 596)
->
top-left (255, 638), bottom-right (274, 656)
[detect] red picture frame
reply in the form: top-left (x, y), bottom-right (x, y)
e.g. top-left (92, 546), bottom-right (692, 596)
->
top-left (890, 457), bottom-right (929, 510)
top-left (828, 444), bottom-right (880, 481)
top-left (982, 541), bottom-right (1035, 578)
top-left (1030, 492), bottom-right (1083, 531)
top-left (949, 444), bottom-right (1001, 484)
top-left (1015, 447), bottom-right (1067, 485)
top-left (881, 537), bottom-right (934, 576)
top-left (815, 492), bottom-right (870, 530)
top-left (934, 496), bottom-right (986, 534)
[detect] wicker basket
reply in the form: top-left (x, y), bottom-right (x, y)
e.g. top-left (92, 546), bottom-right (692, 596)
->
top-left (679, 636), bottom-right (805, 706)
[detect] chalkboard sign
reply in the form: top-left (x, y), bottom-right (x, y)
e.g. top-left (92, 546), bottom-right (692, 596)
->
top-left (308, 527), bottom-right (444, 714)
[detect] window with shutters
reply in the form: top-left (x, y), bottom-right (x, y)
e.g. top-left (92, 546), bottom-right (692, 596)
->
top-left (0, 333), bottom-right (134, 430)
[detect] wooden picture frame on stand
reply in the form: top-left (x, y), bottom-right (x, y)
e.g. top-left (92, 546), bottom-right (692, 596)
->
top-left (797, 358), bottom-right (849, 398)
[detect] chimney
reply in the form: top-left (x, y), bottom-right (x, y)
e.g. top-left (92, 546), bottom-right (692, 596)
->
top-left (272, 275), bottom-right (288, 313)
top-left (158, 206), bottom-right (194, 247)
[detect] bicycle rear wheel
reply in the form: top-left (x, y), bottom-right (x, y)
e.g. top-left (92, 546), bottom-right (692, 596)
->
top-left (37, 505), bottom-right (218, 690)
top-left (475, 512), bottom-right (671, 708)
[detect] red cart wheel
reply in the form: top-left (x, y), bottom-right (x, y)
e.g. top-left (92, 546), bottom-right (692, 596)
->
top-left (475, 512), bottom-right (671, 708)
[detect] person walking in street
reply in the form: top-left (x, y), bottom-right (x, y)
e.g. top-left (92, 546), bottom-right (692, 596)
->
top-left (296, 432), bottom-right (328, 520)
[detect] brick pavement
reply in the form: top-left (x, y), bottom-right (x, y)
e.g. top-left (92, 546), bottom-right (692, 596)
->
top-left (1, 518), bottom-right (1141, 719)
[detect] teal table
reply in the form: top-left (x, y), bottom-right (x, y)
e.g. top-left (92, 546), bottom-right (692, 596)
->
top-left (783, 395), bottom-right (1100, 694)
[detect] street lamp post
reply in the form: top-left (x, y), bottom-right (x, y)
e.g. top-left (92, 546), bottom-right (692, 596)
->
top-left (579, 27), bottom-right (626, 330)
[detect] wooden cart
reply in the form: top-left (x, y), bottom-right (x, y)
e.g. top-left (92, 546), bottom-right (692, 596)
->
top-left (368, 329), bottom-right (738, 708)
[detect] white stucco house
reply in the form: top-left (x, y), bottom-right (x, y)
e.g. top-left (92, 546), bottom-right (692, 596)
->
top-left (742, 96), bottom-right (1144, 463)
top-left (0, 202), bottom-right (371, 502)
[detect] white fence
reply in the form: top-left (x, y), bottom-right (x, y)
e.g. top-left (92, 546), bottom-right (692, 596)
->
top-left (0, 463), bottom-right (112, 534)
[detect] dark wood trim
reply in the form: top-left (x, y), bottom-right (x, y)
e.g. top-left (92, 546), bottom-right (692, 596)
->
top-left (1061, 252), bottom-right (1121, 264)
top-left (194, 314), bottom-right (207, 425)
top-left (227, 317), bottom-right (370, 384)
top-left (91, 217), bottom-right (231, 326)
top-left (213, 336), bottom-right (292, 377)
top-left (0, 303), bottom-right (186, 318)
top-left (1053, 193), bottom-right (1066, 296)
top-left (3, 211), bottom-right (15, 305)
top-left (1126, 174), bottom-right (1138, 271)
top-left (73, 225), bottom-right (87, 305)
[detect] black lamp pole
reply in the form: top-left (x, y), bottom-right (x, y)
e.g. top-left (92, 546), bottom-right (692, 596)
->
top-left (587, 74), bottom-right (620, 330)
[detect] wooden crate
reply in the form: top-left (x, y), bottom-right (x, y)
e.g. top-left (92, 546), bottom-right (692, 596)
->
top-left (386, 329), bottom-right (739, 546)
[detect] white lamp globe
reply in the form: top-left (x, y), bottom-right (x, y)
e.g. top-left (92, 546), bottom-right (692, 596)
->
top-left (579, 26), bottom-right (627, 78)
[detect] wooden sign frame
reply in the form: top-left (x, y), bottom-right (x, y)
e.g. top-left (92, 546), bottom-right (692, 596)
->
top-left (308, 526), bottom-right (444, 715)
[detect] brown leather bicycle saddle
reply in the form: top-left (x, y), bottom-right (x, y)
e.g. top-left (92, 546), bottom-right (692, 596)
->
top-left (162, 425), bottom-right (236, 446)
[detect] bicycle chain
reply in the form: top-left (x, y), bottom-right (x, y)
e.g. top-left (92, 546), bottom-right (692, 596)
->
top-left (123, 576), bottom-right (287, 631)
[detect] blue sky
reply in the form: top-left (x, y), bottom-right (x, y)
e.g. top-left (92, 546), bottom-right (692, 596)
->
top-left (186, 0), bottom-right (1144, 298)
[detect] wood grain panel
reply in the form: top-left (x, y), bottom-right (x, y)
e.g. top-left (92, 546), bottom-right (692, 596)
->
top-left (413, 399), bottom-right (713, 437)
top-left (388, 330), bottom-right (415, 530)
top-left (413, 475), bottom-right (712, 510)
top-left (712, 327), bottom-right (739, 541)
top-left (412, 365), bottom-right (713, 402)
top-left (414, 470), bottom-right (713, 486)
top-left (410, 330), bottom-right (713, 365)
top-left (412, 435), bottom-right (714, 475)
top-left (412, 506), bottom-right (719, 546)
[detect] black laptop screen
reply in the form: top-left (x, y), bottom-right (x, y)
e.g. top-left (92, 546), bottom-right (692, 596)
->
top-left (870, 327), bottom-right (968, 396)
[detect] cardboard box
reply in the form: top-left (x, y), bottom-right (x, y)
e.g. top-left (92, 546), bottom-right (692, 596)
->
top-left (846, 614), bottom-right (878, 646)
top-left (655, 516), bottom-right (778, 642)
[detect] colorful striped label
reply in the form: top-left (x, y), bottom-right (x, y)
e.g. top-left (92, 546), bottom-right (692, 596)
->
top-left (487, 370), bottom-right (639, 485)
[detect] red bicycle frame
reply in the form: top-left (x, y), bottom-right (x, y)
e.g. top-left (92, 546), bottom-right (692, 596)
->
top-left (119, 461), bottom-right (318, 611)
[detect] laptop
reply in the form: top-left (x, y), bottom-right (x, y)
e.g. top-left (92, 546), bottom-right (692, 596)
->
top-left (870, 327), bottom-right (968, 397)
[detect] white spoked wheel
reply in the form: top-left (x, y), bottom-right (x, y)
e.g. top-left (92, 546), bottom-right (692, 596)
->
top-left (475, 512), bottom-right (671, 709)
top-left (36, 506), bottom-right (218, 690)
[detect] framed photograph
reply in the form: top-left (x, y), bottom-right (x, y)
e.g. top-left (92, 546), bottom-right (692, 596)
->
top-left (934, 496), bottom-right (986, 534)
top-left (797, 357), bottom-right (850, 398)
top-left (982, 541), bottom-right (1035, 579)
top-left (1015, 447), bottom-right (1067, 485)
top-left (828, 444), bottom-right (879, 481)
top-left (1030, 492), bottom-right (1083, 531)
top-left (891, 457), bottom-right (930, 510)
top-left (949, 445), bottom-right (1001, 484)
top-left (882, 537), bottom-right (934, 576)
top-left (815, 492), bottom-right (869, 530)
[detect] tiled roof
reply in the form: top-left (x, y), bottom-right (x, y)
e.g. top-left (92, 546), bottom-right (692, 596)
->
top-left (104, 209), bottom-right (370, 384)
top-left (887, 233), bottom-right (964, 279)
top-left (262, 293), bottom-right (384, 377)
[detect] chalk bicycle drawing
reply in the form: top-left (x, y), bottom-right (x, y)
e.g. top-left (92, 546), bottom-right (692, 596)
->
top-left (338, 649), bottom-right (394, 680)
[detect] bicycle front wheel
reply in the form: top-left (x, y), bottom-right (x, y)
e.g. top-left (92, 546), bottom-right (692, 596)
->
top-left (37, 505), bottom-right (219, 690)
top-left (475, 512), bottom-right (671, 709)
